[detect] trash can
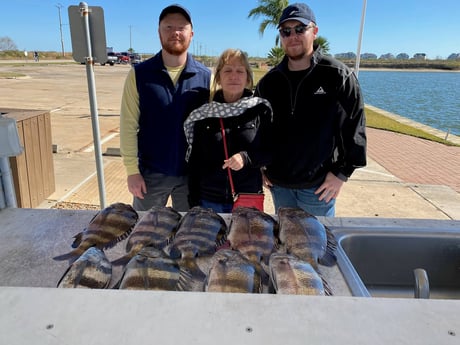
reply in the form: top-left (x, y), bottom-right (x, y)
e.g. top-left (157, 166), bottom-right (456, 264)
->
top-left (1, 109), bottom-right (55, 208)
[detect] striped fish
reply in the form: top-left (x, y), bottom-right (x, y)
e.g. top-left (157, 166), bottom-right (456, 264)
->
top-left (168, 206), bottom-right (227, 259)
top-left (205, 249), bottom-right (262, 293)
top-left (277, 207), bottom-right (336, 268)
top-left (269, 252), bottom-right (331, 295)
top-left (112, 206), bottom-right (182, 266)
top-left (53, 203), bottom-right (139, 261)
top-left (117, 246), bottom-right (191, 291)
top-left (227, 206), bottom-right (277, 266)
top-left (167, 206), bottom-right (227, 291)
top-left (57, 247), bottom-right (112, 288)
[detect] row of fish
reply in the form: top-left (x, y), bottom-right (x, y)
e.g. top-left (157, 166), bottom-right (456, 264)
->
top-left (54, 203), bottom-right (336, 295)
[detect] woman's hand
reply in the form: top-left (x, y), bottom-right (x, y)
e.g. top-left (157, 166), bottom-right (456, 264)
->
top-left (223, 153), bottom-right (244, 171)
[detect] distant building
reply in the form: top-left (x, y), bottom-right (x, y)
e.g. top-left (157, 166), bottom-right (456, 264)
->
top-left (447, 53), bottom-right (460, 60)
top-left (379, 53), bottom-right (395, 60)
top-left (413, 53), bottom-right (426, 60)
top-left (334, 52), bottom-right (356, 59)
top-left (396, 53), bottom-right (409, 60)
top-left (361, 53), bottom-right (377, 59)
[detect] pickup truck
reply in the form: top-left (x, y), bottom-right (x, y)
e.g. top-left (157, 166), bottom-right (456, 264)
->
top-left (118, 52), bottom-right (130, 64)
top-left (105, 52), bottom-right (118, 66)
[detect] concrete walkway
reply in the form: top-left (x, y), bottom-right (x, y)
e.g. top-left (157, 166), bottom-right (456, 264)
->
top-left (1, 62), bottom-right (459, 219)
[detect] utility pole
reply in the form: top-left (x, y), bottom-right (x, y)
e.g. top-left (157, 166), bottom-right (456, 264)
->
top-left (56, 3), bottom-right (65, 56)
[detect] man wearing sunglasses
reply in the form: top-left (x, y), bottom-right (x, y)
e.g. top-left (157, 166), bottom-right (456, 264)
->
top-left (255, 3), bottom-right (367, 217)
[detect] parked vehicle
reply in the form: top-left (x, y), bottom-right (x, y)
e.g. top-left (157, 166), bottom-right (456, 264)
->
top-left (118, 52), bottom-right (130, 64)
top-left (130, 54), bottom-right (142, 65)
top-left (106, 52), bottom-right (118, 66)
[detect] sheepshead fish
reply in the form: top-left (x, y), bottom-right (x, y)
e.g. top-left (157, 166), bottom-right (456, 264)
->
top-left (53, 203), bottom-right (138, 261)
top-left (57, 247), bottom-right (112, 288)
top-left (269, 252), bottom-right (331, 295)
top-left (117, 246), bottom-right (191, 291)
top-left (277, 207), bottom-right (336, 268)
top-left (112, 206), bottom-right (182, 266)
top-left (168, 206), bottom-right (227, 259)
top-left (205, 249), bottom-right (262, 293)
top-left (227, 206), bottom-right (277, 266)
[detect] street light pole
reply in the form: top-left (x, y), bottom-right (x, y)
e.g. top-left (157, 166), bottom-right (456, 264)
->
top-left (129, 25), bottom-right (132, 52)
top-left (56, 3), bottom-right (65, 56)
top-left (354, 0), bottom-right (367, 78)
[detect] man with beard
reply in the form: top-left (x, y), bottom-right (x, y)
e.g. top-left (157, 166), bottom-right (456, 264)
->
top-left (254, 3), bottom-right (366, 216)
top-left (120, 4), bottom-right (211, 211)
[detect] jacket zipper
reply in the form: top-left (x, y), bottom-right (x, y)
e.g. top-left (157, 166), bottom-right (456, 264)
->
top-left (280, 64), bottom-right (315, 116)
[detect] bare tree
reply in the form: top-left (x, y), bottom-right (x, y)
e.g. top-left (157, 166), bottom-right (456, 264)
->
top-left (0, 36), bottom-right (18, 51)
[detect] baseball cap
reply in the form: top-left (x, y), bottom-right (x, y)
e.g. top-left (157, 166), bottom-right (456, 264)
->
top-left (159, 4), bottom-right (192, 25)
top-left (278, 3), bottom-right (316, 28)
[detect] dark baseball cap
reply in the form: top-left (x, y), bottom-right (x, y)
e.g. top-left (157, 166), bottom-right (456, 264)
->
top-left (278, 3), bottom-right (316, 28)
top-left (159, 4), bottom-right (192, 26)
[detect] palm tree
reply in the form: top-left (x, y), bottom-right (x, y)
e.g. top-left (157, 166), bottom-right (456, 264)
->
top-left (248, 0), bottom-right (289, 47)
top-left (267, 46), bottom-right (285, 66)
top-left (249, 1), bottom-right (330, 54)
top-left (314, 36), bottom-right (330, 55)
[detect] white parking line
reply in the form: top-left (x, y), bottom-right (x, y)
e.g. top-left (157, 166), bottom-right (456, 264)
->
top-left (83, 132), bottom-right (119, 153)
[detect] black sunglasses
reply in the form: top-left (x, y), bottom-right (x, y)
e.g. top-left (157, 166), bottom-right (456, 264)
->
top-left (279, 25), bottom-right (310, 38)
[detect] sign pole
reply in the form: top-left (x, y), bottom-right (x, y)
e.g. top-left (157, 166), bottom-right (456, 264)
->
top-left (79, 2), bottom-right (107, 208)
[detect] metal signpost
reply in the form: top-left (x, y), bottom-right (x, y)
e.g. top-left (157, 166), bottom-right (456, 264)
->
top-left (68, 2), bottom-right (107, 208)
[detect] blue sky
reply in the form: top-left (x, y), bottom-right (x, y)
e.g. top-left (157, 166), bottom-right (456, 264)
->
top-left (1, 0), bottom-right (459, 59)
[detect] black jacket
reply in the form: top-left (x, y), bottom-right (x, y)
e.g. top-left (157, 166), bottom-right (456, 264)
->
top-left (187, 90), bottom-right (273, 205)
top-left (254, 49), bottom-right (367, 188)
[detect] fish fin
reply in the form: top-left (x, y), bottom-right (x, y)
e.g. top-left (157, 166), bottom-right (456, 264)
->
top-left (216, 230), bottom-right (229, 250)
top-left (53, 248), bottom-right (83, 261)
top-left (322, 276), bottom-right (334, 296)
top-left (253, 261), bottom-right (269, 286)
top-left (268, 264), bottom-right (278, 294)
top-left (319, 226), bottom-right (338, 267)
top-left (56, 265), bottom-right (74, 287)
top-left (102, 230), bottom-right (132, 250)
top-left (111, 253), bottom-right (134, 266)
top-left (71, 232), bottom-right (83, 248)
top-left (325, 225), bottom-right (338, 251)
top-left (276, 243), bottom-right (287, 254)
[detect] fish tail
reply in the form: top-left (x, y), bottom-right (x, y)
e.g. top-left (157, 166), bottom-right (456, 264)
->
top-left (178, 258), bottom-right (206, 291)
top-left (319, 226), bottom-right (338, 267)
top-left (176, 267), bottom-right (193, 291)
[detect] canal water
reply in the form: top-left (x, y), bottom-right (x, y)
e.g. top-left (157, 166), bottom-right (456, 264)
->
top-left (358, 70), bottom-right (460, 136)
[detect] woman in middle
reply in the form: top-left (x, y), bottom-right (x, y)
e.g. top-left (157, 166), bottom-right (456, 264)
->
top-left (184, 48), bottom-right (273, 213)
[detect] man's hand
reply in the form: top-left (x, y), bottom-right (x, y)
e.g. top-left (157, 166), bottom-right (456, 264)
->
top-left (127, 173), bottom-right (147, 199)
top-left (315, 172), bottom-right (344, 203)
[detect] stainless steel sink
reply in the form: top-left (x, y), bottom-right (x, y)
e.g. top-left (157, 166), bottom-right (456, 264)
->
top-left (332, 227), bottom-right (460, 299)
